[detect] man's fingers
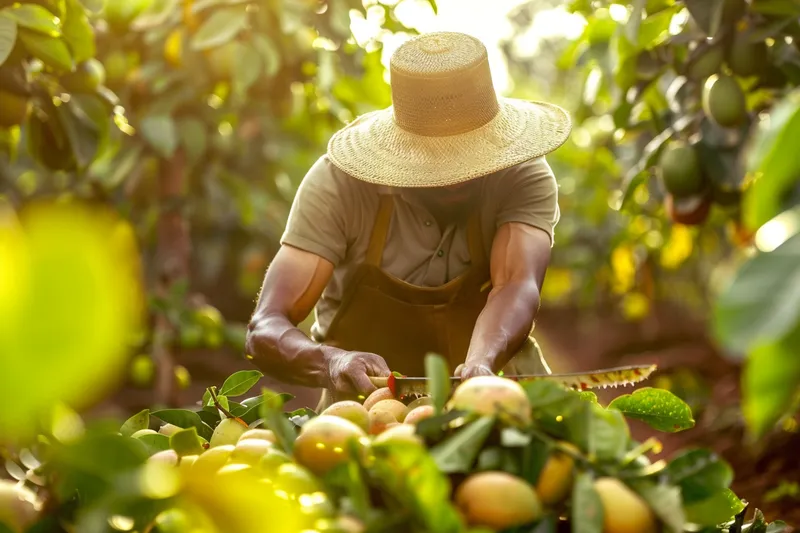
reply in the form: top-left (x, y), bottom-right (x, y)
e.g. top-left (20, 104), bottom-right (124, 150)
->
top-left (453, 364), bottom-right (465, 378)
top-left (349, 371), bottom-right (378, 395)
top-left (364, 354), bottom-right (391, 377)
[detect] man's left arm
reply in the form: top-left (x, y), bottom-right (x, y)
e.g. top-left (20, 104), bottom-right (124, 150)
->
top-left (458, 221), bottom-right (552, 379)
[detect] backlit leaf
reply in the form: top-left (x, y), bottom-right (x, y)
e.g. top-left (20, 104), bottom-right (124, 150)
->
top-left (61, 0), bottom-right (95, 63)
top-left (259, 388), bottom-right (297, 453)
top-left (18, 30), bottom-right (73, 72)
top-left (608, 387), bottom-right (695, 432)
top-left (572, 472), bottom-right (604, 533)
top-left (120, 409), bottom-right (150, 437)
top-left (425, 353), bottom-right (450, 415)
top-left (630, 480), bottom-right (686, 532)
top-left (219, 370), bottom-right (263, 397)
top-left (0, 15), bottom-right (17, 66)
top-left (684, 489), bottom-right (745, 526)
top-left (189, 6), bottom-right (247, 51)
top-left (2, 4), bottom-right (60, 36)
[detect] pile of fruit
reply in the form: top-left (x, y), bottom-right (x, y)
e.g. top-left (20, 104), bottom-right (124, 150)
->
top-left (0, 362), bottom-right (793, 533)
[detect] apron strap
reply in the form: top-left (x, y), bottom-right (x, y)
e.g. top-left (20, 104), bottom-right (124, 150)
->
top-left (365, 194), bottom-right (395, 267)
top-left (466, 181), bottom-right (488, 273)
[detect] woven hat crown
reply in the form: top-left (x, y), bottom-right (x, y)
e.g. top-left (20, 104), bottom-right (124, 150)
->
top-left (389, 32), bottom-right (500, 137)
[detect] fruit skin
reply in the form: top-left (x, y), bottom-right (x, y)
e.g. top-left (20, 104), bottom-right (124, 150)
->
top-left (193, 444), bottom-right (235, 472)
top-left (447, 376), bottom-right (532, 426)
top-left (148, 449), bottom-right (180, 467)
top-left (321, 401), bottom-right (370, 433)
top-left (239, 429), bottom-right (277, 444)
top-left (372, 424), bottom-right (422, 445)
top-left (0, 480), bottom-right (41, 533)
top-left (406, 396), bottom-right (434, 410)
top-left (132, 429), bottom-right (158, 438)
top-left (129, 353), bottom-right (155, 387)
top-left (369, 400), bottom-right (408, 423)
top-left (229, 438), bottom-right (274, 466)
top-left (0, 90), bottom-right (30, 128)
top-left (727, 33), bottom-right (768, 78)
top-left (703, 75), bottom-right (747, 128)
top-left (658, 141), bottom-right (705, 198)
top-left (368, 409), bottom-right (400, 435)
top-left (158, 424), bottom-right (182, 437)
top-left (535, 442), bottom-right (578, 507)
top-left (686, 44), bottom-right (724, 81)
top-left (61, 58), bottom-right (106, 93)
top-left (665, 194), bottom-right (712, 226)
top-left (454, 471), bottom-right (542, 529)
top-left (275, 462), bottom-right (321, 495)
top-left (404, 405), bottom-right (435, 425)
top-left (259, 448), bottom-right (292, 475)
top-left (293, 415), bottom-right (367, 476)
top-left (594, 477), bottom-right (657, 533)
top-left (362, 387), bottom-right (394, 411)
top-left (209, 418), bottom-right (248, 448)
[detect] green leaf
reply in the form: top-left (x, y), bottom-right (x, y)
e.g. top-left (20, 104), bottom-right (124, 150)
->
top-left (0, 15), bottom-right (17, 66)
top-left (743, 89), bottom-right (800, 230)
top-left (120, 409), bottom-right (149, 437)
top-left (586, 404), bottom-right (629, 461)
top-left (139, 114), bottom-right (178, 158)
top-left (630, 481), bottom-right (686, 533)
top-left (713, 232), bottom-right (800, 352)
top-left (151, 409), bottom-right (213, 441)
top-left (177, 117), bottom-right (207, 166)
top-left (18, 30), bottom-right (73, 72)
top-left (252, 34), bottom-right (280, 78)
top-left (135, 433), bottom-right (170, 455)
top-left (219, 370), bottom-right (263, 397)
top-left (2, 4), bottom-right (60, 36)
top-left (684, 489), bottom-right (745, 526)
top-left (428, 416), bottom-right (495, 473)
top-left (189, 6), bottom-right (247, 51)
top-left (426, 0), bottom-right (438, 15)
top-left (170, 427), bottom-right (204, 456)
top-left (259, 388), bottom-right (297, 454)
top-left (666, 449), bottom-right (734, 504)
top-left (522, 381), bottom-right (584, 439)
top-left (79, 0), bottom-right (105, 13)
top-left (608, 387), bottom-right (695, 432)
top-left (742, 324), bottom-right (800, 439)
top-left (750, 0), bottom-right (800, 16)
top-left (572, 472), bottom-right (604, 533)
top-left (233, 44), bottom-right (261, 96)
top-left (61, 0), bottom-right (95, 63)
top-left (425, 353), bottom-right (450, 415)
top-left (54, 97), bottom-right (102, 168)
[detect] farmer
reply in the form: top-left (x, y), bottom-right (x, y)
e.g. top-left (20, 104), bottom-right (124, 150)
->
top-left (245, 31), bottom-right (571, 411)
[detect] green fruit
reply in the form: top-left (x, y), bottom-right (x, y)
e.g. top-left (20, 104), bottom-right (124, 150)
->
top-left (61, 59), bottom-right (106, 93)
top-left (0, 90), bottom-right (29, 128)
top-left (174, 365), bottom-right (191, 390)
top-left (132, 429), bottom-right (158, 438)
top-left (130, 354), bottom-right (155, 387)
top-left (209, 418), bottom-right (248, 448)
top-left (275, 463), bottom-right (321, 495)
top-left (194, 304), bottom-right (224, 331)
top-left (703, 75), bottom-right (748, 128)
top-left (258, 448), bottom-right (291, 475)
top-left (179, 324), bottom-right (204, 348)
top-left (193, 445), bottom-right (235, 472)
top-left (153, 508), bottom-right (191, 533)
top-left (687, 45), bottom-right (724, 81)
top-left (658, 141), bottom-right (705, 198)
top-left (728, 33), bottom-right (768, 78)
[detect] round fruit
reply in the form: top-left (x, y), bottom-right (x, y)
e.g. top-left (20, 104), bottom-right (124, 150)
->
top-left (148, 449), bottom-right (180, 467)
top-left (535, 442), bottom-right (578, 507)
top-left (129, 354), bottom-right (155, 387)
top-left (703, 75), bottom-right (747, 128)
top-left (153, 508), bottom-right (191, 533)
top-left (594, 477), bottom-right (657, 533)
top-left (0, 480), bottom-right (42, 533)
top-left (229, 438), bottom-right (274, 466)
top-left (368, 409), bottom-right (400, 435)
top-left (687, 44), bottom-right (724, 81)
top-left (158, 424), bottom-right (182, 437)
top-left (195, 304), bottom-right (224, 331)
top-left (104, 0), bottom-right (152, 32)
top-left (362, 387), bottom-right (394, 411)
top-left (132, 429), bottom-right (158, 438)
top-left (658, 141), bottom-right (704, 198)
top-left (372, 424), bottom-right (422, 445)
top-left (239, 429), bottom-right (276, 444)
top-left (179, 324), bottom-right (204, 348)
top-left (321, 401), bottom-right (370, 433)
top-left (178, 455), bottom-right (198, 474)
top-left (454, 471), bottom-right (542, 529)
top-left (259, 448), bottom-right (292, 475)
top-left (275, 462), bottom-right (321, 495)
top-left (447, 376), bottom-right (532, 426)
top-left (293, 415), bottom-right (367, 476)
top-left (61, 58), bottom-right (106, 93)
top-left (164, 29), bottom-right (184, 67)
top-left (0, 90), bottom-right (29, 128)
top-left (369, 400), bottom-right (408, 423)
top-left (209, 418), bottom-right (248, 448)
top-left (404, 405), bottom-right (434, 425)
top-left (193, 445), bottom-right (235, 472)
top-left (665, 193), bottom-right (712, 226)
top-left (406, 396), bottom-right (434, 410)
top-left (173, 365), bottom-right (191, 390)
top-left (728, 33), bottom-right (768, 78)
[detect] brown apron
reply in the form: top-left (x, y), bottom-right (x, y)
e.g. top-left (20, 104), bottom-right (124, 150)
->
top-left (314, 193), bottom-right (550, 411)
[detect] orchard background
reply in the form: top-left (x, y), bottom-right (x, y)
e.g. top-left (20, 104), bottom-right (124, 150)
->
top-left (2, 0), bottom-right (800, 529)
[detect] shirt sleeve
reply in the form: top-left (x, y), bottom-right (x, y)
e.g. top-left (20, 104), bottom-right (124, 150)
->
top-left (280, 156), bottom-right (354, 266)
top-left (494, 157), bottom-right (561, 247)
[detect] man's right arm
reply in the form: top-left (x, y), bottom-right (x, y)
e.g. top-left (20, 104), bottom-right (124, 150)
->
top-left (245, 244), bottom-right (390, 395)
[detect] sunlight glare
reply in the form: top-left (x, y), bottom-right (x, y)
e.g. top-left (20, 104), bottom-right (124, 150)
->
top-left (754, 210), bottom-right (800, 252)
top-left (609, 4), bottom-right (629, 23)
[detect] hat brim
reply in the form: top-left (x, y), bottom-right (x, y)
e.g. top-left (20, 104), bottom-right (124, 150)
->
top-left (327, 98), bottom-right (571, 188)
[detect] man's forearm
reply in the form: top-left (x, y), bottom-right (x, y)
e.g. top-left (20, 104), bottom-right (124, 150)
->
top-left (465, 280), bottom-right (540, 372)
top-left (245, 311), bottom-right (333, 389)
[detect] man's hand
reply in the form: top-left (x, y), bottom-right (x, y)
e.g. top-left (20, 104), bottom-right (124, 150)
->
top-left (324, 350), bottom-right (391, 399)
top-left (454, 362), bottom-right (493, 380)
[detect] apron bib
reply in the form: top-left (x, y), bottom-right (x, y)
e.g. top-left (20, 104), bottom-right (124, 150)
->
top-left (314, 193), bottom-right (549, 411)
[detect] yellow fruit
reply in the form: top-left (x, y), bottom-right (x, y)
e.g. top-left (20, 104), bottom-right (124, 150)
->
top-left (703, 75), bottom-right (747, 128)
top-left (174, 365), bottom-right (191, 390)
top-left (455, 471), bottom-right (542, 529)
top-left (148, 449), bottom-right (180, 467)
top-left (229, 438), bottom-right (274, 466)
top-left (658, 140), bottom-right (705, 198)
top-left (164, 29), bottom-right (184, 67)
top-left (362, 387), bottom-right (394, 411)
top-left (372, 424), bottom-right (422, 445)
top-left (594, 477), bottom-right (658, 533)
top-left (369, 400), bottom-right (408, 423)
top-left (209, 418), bottom-right (248, 448)
top-left (239, 429), bottom-right (277, 444)
top-left (321, 401), bottom-right (370, 432)
top-left (158, 424), bottom-right (182, 437)
top-left (406, 396), bottom-right (434, 411)
top-left (0, 90), bottom-right (30, 128)
top-left (0, 480), bottom-right (42, 533)
top-left (193, 445), bottom-right (235, 472)
top-left (275, 462), bottom-right (321, 495)
top-left (293, 415), bottom-right (367, 476)
top-left (132, 429), bottom-right (157, 438)
top-left (447, 376), bottom-right (532, 426)
top-left (258, 448), bottom-right (292, 475)
top-left (178, 455), bottom-right (198, 475)
top-left (535, 442), bottom-right (578, 507)
top-left (404, 405), bottom-right (435, 425)
top-left (368, 410), bottom-right (399, 436)
top-left (129, 354), bottom-right (155, 387)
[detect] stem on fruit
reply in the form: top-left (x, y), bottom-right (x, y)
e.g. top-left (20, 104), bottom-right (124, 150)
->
top-left (208, 387), bottom-right (247, 426)
top-left (621, 437), bottom-right (662, 466)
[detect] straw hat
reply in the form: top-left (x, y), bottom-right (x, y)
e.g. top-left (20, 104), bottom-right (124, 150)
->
top-left (327, 31), bottom-right (572, 188)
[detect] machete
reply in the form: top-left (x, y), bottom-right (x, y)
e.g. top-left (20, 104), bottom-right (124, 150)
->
top-left (369, 364), bottom-right (657, 398)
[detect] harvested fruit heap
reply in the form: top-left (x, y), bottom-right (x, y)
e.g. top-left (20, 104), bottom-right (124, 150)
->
top-left (0, 362), bottom-right (794, 533)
